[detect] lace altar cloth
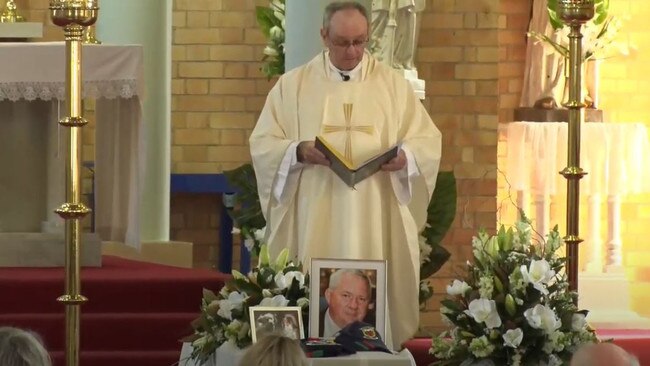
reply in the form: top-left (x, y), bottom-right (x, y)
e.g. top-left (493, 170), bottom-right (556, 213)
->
top-left (0, 42), bottom-right (143, 102)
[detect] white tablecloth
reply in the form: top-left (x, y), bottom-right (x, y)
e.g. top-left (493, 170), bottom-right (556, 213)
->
top-left (506, 122), bottom-right (650, 197)
top-left (179, 342), bottom-right (416, 366)
top-left (0, 42), bottom-right (143, 247)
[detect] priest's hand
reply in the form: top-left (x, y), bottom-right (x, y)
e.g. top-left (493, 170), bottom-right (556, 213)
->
top-left (297, 141), bottom-right (330, 166)
top-left (381, 150), bottom-right (407, 171)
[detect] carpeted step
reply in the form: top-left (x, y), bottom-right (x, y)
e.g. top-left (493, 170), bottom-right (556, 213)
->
top-left (50, 350), bottom-right (181, 366)
top-left (0, 256), bottom-right (228, 314)
top-left (403, 338), bottom-right (435, 366)
top-left (0, 312), bottom-right (197, 351)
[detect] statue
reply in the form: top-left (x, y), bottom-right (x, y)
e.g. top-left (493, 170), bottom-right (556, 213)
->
top-left (369, 0), bottom-right (425, 70)
top-left (520, 0), bottom-right (566, 108)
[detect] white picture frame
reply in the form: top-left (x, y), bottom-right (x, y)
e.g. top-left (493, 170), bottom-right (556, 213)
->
top-left (249, 306), bottom-right (304, 343)
top-left (309, 258), bottom-right (387, 339)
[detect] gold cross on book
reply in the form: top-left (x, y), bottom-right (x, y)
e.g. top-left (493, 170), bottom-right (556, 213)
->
top-left (322, 103), bottom-right (374, 164)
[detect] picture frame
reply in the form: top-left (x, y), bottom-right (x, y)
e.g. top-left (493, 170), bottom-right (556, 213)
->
top-left (249, 306), bottom-right (304, 343)
top-left (309, 258), bottom-right (387, 339)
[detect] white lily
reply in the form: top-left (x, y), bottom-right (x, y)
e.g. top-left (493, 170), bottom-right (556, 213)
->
top-left (503, 328), bottom-right (523, 348)
top-left (465, 298), bottom-right (502, 329)
top-left (446, 280), bottom-right (471, 296)
top-left (524, 304), bottom-right (561, 335)
top-left (520, 259), bottom-right (555, 295)
top-left (259, 294), bottom-right (289, 307)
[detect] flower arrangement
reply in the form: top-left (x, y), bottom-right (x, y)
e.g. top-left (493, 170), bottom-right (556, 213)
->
top-left (183, 245), bottom-right (309, 363)
top-left (224, 164), bottom-right (456, 304)
top-left (255, 0), bottom-right (286, 79)
top-left (528, 0), bottom-right (628, 62)
top-left (430, 219), bottom-right (598, 365)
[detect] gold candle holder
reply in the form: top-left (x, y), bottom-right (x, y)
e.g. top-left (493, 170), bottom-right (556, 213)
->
top-left (0, 0), bottom-right (25, 22)
top-left (49, 1), bottom-right (98, 365)
top-left (83, 25), bottom-right (101, 44)
top-left (557, 0), bottom-right (595, 293)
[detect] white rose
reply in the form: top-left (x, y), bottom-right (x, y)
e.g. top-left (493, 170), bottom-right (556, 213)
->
top-left (446, 280), bottom-right (471, 296)
top-left (254, 227), bottom-right (266, 241)
top-left (524, 304), bottom-right (561, 335)
top-left (571, 313), bottom-right (587, 331)
top-left (520, 259), bottom-right (555, 294)
top-left (269, 26), bottom-right (284, 41)
top-left (263, 46), bottom-right (279, 57)
top-left (259, 294), bottom-right (289, 307)
top-left (502, 328), bottom-right (523, 348)
top-left (297, 297), bottom-right (309, 308)
top-left (465, 298), bottom-right (502, 329)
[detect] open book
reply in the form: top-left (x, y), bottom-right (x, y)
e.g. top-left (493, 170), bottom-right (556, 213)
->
top-left (314, 136), bottom-right (399, 188)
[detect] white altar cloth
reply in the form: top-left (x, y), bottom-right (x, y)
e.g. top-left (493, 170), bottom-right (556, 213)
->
top-left (0, 42), bottom-right (143, 247)
top-left (506, 122), bottom-right (650, 198)
top-left (179, 342), bottom-right (416, 366)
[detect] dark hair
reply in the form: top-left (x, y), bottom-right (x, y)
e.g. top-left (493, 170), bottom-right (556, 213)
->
top-left (322, 1), bottom-right (370, 32)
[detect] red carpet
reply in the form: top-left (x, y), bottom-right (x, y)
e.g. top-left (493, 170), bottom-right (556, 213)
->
top-left (403, 329), bottom-right (650, 366)
top-left (0, 256), bottom-right (229, 366)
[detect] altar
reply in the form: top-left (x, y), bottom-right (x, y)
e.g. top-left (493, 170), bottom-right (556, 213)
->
top-left (178, 342), bottom-right (416, 366)
top-left (0, 42), bottom-right (144, 253)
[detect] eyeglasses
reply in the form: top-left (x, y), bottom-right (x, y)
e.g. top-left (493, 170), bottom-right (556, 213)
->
top-left (330, 38), bottom-right (368, 50)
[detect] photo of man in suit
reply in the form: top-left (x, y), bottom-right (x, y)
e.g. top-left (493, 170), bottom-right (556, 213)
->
top-left (319, 268), bottom-right (376, 337)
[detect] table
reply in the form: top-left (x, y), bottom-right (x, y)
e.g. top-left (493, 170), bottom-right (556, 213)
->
top-left (0, 42), bottom-right (143, 247)
top-left (178, 342), bottom-right (416, 366)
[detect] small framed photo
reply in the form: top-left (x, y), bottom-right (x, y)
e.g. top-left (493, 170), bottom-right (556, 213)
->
top-left (249, 306), bottom-right (304, 343)
top-left (309, 258), bottom-right (387, 339)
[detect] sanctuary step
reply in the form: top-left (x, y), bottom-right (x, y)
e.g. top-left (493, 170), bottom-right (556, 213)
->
top-left (0, 255), bottom-right (229, 366)
top-left (0, 232), bottom-right (101, 267)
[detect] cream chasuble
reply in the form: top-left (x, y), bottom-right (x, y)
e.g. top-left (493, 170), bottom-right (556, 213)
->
top-left (250, 51), bottom-right (441, 348)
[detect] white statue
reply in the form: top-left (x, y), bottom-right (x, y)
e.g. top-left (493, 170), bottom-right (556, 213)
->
top-left (370, 0), bottom-right (425, 70)
top-left (520, 0), bottom-right (566, 108)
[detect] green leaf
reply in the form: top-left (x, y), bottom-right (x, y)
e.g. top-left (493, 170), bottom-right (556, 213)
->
top-left (420, 171), bottom-right (456, 279)
top-left (255, 7), bottom-right (276, 37)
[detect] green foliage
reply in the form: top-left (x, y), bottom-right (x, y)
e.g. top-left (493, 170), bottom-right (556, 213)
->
top-left (255, 1), bottom-right (285, 79)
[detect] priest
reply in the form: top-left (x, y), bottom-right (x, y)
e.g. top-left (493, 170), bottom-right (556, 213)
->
top-left (249, 1), bottom-right (441, 348)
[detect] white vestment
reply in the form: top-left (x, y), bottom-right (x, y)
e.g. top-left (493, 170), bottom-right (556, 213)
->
top-left (249, 51), bottom-right (441, 348)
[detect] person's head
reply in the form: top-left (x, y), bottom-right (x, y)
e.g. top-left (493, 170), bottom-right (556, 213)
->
top-left (283, 314), bottom-right (296, 326)
top-left (0, 327), bottom-right (51, 366)
top-left (324, 269), bottom-right (371, 328)
top-left (570, 342), bottom-right (639, 366)
top-left (239, 333), bottom-right (307, 366)
top-left (320, 1), bottom-right (370, 71)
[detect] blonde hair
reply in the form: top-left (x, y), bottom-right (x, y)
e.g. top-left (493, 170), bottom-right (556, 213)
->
top-left (0, 327), bottom-right (52, 366)
top-left (239, 333), bottom-right (306, 366)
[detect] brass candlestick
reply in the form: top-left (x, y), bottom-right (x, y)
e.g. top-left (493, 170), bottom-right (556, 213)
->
top-left (83, 25), bottom-right (101, 44)
top-left (49, 1), bottom-right (98, 366)
top-left (557, 0), bottom-right (594, 293)
top-left (0, 0), bottom-right (25, 22)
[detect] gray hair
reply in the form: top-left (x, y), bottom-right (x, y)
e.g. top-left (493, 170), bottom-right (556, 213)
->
top-left (0, 327), bottom-right (51, 366)
top-left (322, 1), bottom-right (370, 32)
top-left (239, 334), bottom-right (307, 366)
top-left (328, 268), bottom-right (371, 296)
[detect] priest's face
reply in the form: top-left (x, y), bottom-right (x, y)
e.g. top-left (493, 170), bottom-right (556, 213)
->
top-left (324, 272), bottom-right (371, 328)
top-left (321, 8), bottom-right (368, 71)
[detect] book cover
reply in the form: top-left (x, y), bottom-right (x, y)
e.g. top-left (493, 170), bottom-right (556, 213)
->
top-left (314, 136), bottom-right (399, 188)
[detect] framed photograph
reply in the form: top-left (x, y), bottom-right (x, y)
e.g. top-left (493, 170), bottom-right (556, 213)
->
top-left (249, 306), bottom-right (304, 343)
top-left (309, 258), bottom-right (387, 339)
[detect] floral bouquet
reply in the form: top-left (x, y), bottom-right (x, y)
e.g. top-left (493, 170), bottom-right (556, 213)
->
top-left (255, 0), bottom-right (285, 79)
top-left (430, 219), bottom-right (598, 365)
top-left (183, 245), bottom-right (309, 363)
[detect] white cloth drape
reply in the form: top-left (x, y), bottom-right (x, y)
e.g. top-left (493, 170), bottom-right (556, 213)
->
top-left (0, 42), bottom-right (144, 248)
top-left (506, 122), bottom-right (650, 197)
top-left (178, 342), bottom-right (416, 366)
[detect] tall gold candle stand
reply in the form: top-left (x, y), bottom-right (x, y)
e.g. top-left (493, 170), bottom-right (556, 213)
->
top-left (557, 0), bottom-right (595, 292)
top-left (49, 1), bottom-right (98, 365)
top-left (0, 0), bottom-right (25, 22)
